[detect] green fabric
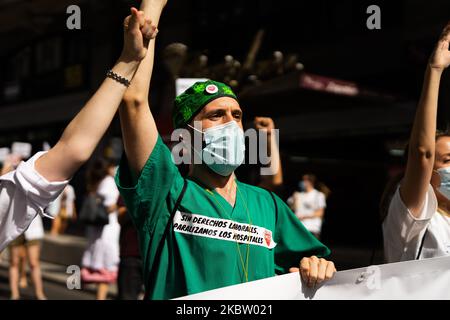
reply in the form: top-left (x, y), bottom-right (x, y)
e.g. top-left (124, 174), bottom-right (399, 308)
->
top-left (172, 80), bottom-right (238, 129)
top-left (115, 136), bottom-right (330, 300)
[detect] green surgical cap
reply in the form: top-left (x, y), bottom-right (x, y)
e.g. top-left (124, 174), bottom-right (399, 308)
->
top-left (172, 80), bottom-right (238, 129)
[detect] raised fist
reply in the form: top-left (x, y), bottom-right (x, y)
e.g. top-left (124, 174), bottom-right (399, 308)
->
top-left (254, 117), bottom-right (275, 133)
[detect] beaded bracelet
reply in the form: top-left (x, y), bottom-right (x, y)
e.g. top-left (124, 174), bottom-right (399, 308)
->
top-left (106, 70), bottom-right (131, 87)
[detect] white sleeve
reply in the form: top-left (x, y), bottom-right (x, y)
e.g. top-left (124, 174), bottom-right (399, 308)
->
top-left (382, 185), bottom-right (437, 263)
top-left (46, 193), bottom-right (62, 217)
top-left (317, 192), bottom-right (326, 209)
top-left (97, 176), bottom-right (119, 208)
top-left (65, 185), bottom-right (76, 217)
top-left (287, 195), bottom-right (294, 206)
top-left (24, 214), bottom-right (44, 241)
top-left (0, 152), bottom-right (68, 251)
top-left (65, 185), bottom-right (76, 202)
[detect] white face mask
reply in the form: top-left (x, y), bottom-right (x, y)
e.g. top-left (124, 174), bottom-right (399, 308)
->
top-left (437, 167), bottom-right (450, 200)
top-left (189, 121), bottom-right (245, 176)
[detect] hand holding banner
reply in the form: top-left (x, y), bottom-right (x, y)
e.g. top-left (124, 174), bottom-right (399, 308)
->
top-left (178, 256), bottom-right (450, 300)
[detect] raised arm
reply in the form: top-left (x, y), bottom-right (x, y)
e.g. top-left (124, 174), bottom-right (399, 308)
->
top-left (120, 0), bottom-right (167, 178)
top-left (401, 23), bottom-right (450, 217)
top-left (255, 117), bottom-right (284, 191)
top-left (35, 8), bottom-right (157, 182)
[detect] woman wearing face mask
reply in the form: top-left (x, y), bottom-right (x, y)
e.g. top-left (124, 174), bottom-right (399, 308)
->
top-left (383, 23), bottom-right (450, 263)
top-left (117, 0), bottom-right (336, 301)
top-left (288, 174), bottom-right (327, 239)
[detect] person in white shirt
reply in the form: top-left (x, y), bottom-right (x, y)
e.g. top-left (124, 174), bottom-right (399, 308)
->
top-left (81, 159), bottom-right (121, 300)
top-left (48, 185), bottom-right (77, 236)
top-left (0, 8), bottom-right (158, 252)
top-left (288, 174), bottom-right (327, 239)
top-left (383, 23), bottom-right (450, 263)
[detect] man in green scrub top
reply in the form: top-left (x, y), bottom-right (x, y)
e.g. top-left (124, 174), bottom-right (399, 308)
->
top-left (117, 0), bottom-right (336, 300)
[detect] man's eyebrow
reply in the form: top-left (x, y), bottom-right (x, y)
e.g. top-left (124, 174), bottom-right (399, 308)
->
top-left (203, 108), bottom-right (226, 115)
top-left (438, 152), bottom-right (450, 158)
top-left (205, 107), bottom-right (226, 112)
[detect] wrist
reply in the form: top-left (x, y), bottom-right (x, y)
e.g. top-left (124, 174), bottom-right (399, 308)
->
top-left (112, 59), bottom-right (140, 82)
top-left (427, 63), bottom-right (444, 76)
top-left (118, 52), bottom-right (143, 66)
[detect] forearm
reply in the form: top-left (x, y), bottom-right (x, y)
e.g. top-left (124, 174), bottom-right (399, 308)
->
top-left (36, 58), bottom-right (140, 182)
top-left (268, 132), bottom-right (283, 184)
top-left (120, 40), bottom-right (158, 177)
top-left (259, 131), bottom-right (283, 189)
top-left (312, 209), bottom-right (325, 219)
top-left (121, 0), bottom-right (166, 175)
top-left (125, 0), bottom-right (165, 100)
top-left (409, 66), bottom-right (441, 159)
top-left (402, 66), bottom-right (442, 213)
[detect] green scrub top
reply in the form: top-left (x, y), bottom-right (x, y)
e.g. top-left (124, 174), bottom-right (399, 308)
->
top-left (116, 135), bottom-right (330, 300)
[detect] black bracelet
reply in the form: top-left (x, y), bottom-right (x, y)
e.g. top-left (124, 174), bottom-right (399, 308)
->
top-left (106, 70), bottom-right (131, 87)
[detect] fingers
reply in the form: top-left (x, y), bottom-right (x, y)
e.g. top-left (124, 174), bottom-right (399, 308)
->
top-left (441, 21), bottom-right (450, 39)
top-left (438, 22), bottom-right (450, 45)
top-left (141, 19), bottom-right (159, 40)
top-left (140, 18), bottom-right (152, 39)
top-left (128, 7), bottom-right (141, 31)
top-left (123, 16), bottom-right (131, 30)
top-left (316, 258), bottom-right (328, 285)
top-left (255, 116), bottom-right (268, 124)
top-left (306, 256), bottom-right (319, 288)
top-left (325, 261), bottom-right (337, 281)
top-left (125, 9), bottom-right (158, 41)
top-left (300, 257), bottom-right (336, 288)
top-left (254, 117), bottom-right (272, 129)
top-left (289, 267), bottom-right (300, 273)
top-left (299, 257), bottom-right (311, 285)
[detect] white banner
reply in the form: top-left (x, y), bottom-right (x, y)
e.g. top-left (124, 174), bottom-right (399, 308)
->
top-left (177, 256), bottom-right (450, 300)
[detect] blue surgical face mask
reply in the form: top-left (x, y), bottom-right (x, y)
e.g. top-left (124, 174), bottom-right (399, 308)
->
top-left (189, 121), bottom-right (245, 177)
top-left (437, 167), bottom-right (450, 200)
